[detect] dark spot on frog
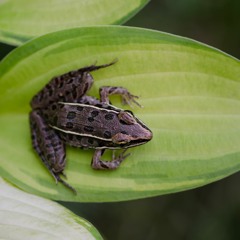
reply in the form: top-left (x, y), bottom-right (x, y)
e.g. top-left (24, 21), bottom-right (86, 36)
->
top-left (51, 104), bottom-right (57, 110)
top-left (105, 113), bottom-right (114, 120)
top-left (84, 126), bottom-right (94, 132)
top-left (67, 111), bottom-right (76, 120)
top-left (54, 77), bottom-right (60, 85)
top-left (76, 135), bottom-right (82, 141)
top-left (47, 153), bottom-right (54, 159)
top-left (96, 103), bottom-right (103, 108)
top-left (59, 103), bottom-right (65, 109)
top-left (67, 134), bottom-right (73, 141)
top-left (91, 110), bottom-right (99, 117)
top-left (67, 78), bottom-right (73, 84)
top-left (48, 88), bottom-right (53, 97)
top-left (51, 142), bottom-right (60, 147)
top-left (46, 134), bottom-right (55, 140)
top-left (83, 82), bottom-right (89, 93)
top-left (54, 146), bottom-right (63, 151)
top-left (31, 134), bottom-right (36, 140)
top-left (120, 119), bottom-right (127, 125)
top-left (88, 138), bottom-right (94, 144)
top-left (104, 131), bottom-right (111, 138)
top-left (53, 116), bottom-right (58, 124)
top-left (121, 131), bottom-right (128, 135)
top-left (88, 117), bottom-right (94, 122)
top-left (66, 122), bottom-right (73, 129)
top-left (77, 106), bottom-right (83, 111)
top-left (72, 88), bottom-right (77, 99)
top-left (44, 113), bottom-right (49, 119)
top-left (59, 81), bottom-right (64, 88)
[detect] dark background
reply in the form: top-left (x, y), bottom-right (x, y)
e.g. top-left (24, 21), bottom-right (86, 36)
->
top-left (1, 0), bottom-right (240, 239)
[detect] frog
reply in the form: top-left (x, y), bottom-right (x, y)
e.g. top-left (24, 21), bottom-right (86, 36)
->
top-left (29, 60), bottom-right (152, 193)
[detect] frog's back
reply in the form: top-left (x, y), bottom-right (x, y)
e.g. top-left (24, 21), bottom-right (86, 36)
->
top-left (44, 101), bottom-right (151, 150)
top-left (44, 102), bottom-right (121, 149)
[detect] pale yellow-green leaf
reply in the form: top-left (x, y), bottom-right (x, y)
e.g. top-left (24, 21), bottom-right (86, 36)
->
top-left (0, 26), bottom-right (239, 202)
top-left (0, 0), bottom-right (149, 45)
top-left (0, 177), bottom-right (102, 239)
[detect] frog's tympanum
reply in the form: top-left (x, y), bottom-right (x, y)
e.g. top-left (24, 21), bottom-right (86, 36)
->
top-left (30, 61), bottom-right (152, 193)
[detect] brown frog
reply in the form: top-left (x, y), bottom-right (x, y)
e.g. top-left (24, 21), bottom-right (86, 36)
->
top-left (30, 61), bottom-right (152, 193)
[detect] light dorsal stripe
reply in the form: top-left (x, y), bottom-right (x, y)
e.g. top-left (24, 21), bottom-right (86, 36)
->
top-left (50, 125), bottom-right (112, 141)
top-left (58, 102), bottom-right (120, 114)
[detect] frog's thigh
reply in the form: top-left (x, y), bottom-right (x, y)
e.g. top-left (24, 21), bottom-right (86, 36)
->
top-left (91, 149), bottom-right (127, 170)
top-left (30, 110), bottom-right (66, 177)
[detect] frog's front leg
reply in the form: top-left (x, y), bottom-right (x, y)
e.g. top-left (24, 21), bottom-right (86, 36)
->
top-left (30, 110), bottom-right (76, 193)
top-left (99, 86), bottom-right (141, 107)
top-left (91, 149), bottom-right (130, 170)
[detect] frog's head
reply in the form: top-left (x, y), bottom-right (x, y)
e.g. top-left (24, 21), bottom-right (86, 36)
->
top-left (112, 110), bottom-right (152, 148)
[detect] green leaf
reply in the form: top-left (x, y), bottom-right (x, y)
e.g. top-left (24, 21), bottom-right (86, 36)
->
top-left (0, 177), bottom-right (103, 239)
top-left (0, 0), bottom-right (149, 45)
top-left (0, 26), bottom-right (239, 202)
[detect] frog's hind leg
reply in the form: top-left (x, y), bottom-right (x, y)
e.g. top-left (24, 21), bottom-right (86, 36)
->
top-left (76, 59), bottom-right (117, 74)
top-left (91, 149), bottom-right (130, 170)
top-left (30, 110), bottom-right (76, 194)
top-left (31, 60), bottom-right (117, 109)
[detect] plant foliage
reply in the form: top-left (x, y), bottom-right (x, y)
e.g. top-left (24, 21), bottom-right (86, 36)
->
top-left (0, 26), bottom-right (239, 202)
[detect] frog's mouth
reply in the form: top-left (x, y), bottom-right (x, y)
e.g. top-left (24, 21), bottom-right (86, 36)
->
top-left (122, 136), bottom-right (153, 148)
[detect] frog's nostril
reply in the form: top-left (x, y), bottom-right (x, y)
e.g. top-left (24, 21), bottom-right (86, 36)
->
top-left (141, 128), bottom-right (152, 140)
top-left (146, 130), bottom-right (153, 140)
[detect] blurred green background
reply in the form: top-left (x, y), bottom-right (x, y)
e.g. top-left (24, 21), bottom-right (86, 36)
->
top-left (1, 0), bottom-right (239, 239)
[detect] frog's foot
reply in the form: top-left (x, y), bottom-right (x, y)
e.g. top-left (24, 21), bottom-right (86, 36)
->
top-left (91, 149), bottom-right (130, 170)
top-left (52, 171), bottom-right (77, 194)
top-left (99, 86), bottom-right (142, 108)
top-left (121, 91), bottom-right (141, 108)
top-left (79, 59), bottom-right (118, 73)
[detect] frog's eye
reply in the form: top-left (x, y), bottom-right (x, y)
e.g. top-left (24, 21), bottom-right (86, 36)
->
top-left (118, 111), bottom-right (136, 125)
top-left (125, 110), bottom-right (134, 115)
